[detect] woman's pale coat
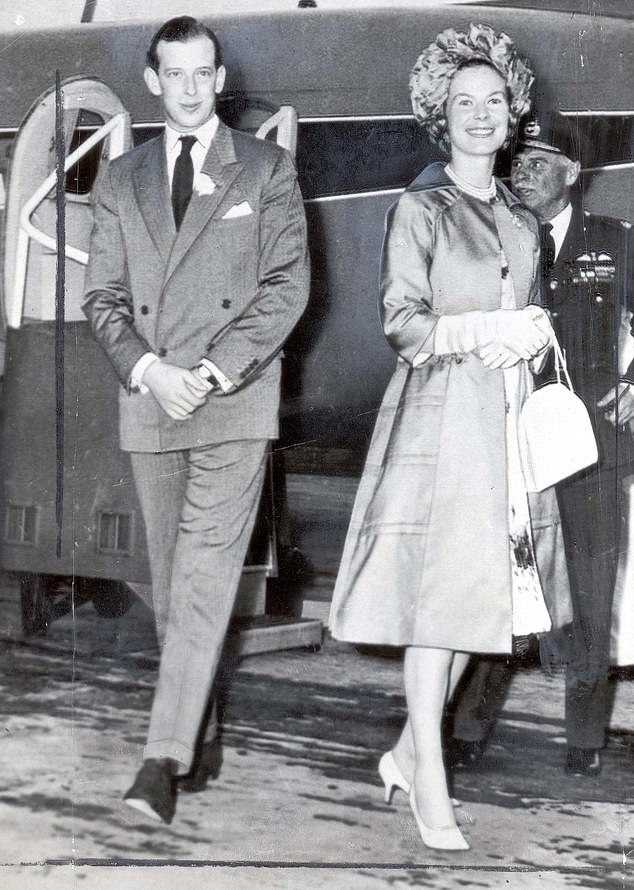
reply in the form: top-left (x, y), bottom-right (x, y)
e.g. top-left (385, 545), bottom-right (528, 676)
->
top-left (329, 163), bottom-right (571, 653)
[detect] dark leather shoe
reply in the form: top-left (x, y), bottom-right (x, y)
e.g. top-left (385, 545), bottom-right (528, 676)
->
top-left (565, 747), bottom-right (602, 777)
top-left (450, 738), bottom-right (486, 769)
top-left (124, 758), bottom-right (177, 823)
top-left (178, 739), bottom-right (223, 793)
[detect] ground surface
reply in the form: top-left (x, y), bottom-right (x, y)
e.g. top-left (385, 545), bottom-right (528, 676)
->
top-left (0, 474), bottom-right (632, 888)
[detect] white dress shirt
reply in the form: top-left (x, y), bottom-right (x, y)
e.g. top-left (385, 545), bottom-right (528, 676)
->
top-left (547, 202), bottom-right (573, 260)
top-left (164, 114), bottom-right (219, 189)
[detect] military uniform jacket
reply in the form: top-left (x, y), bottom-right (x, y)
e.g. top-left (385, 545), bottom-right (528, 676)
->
top-left (541, 202), bottom-right (634, 472)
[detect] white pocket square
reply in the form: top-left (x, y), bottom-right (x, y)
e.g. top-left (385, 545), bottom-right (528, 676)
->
top-left (222, 201), bottom-right (253, 219)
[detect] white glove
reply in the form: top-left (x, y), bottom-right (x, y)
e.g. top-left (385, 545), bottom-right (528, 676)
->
top-left (496, 306), bottom-right (552, 357)
top-left (433, 306), bottom-right (551, 360)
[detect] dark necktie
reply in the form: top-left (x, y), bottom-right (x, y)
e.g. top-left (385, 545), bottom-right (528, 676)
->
top-left (172, 135), bottom-right (196, 230)
top-left (540, 222), bottom-right (556, 280)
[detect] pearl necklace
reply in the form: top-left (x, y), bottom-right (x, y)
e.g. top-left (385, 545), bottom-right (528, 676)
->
top-left (445, 165), bottom-right (496, 202)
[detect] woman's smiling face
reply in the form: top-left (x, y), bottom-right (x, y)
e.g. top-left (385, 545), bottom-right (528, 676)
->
top-left (446, 64), bottom-right (510, 161)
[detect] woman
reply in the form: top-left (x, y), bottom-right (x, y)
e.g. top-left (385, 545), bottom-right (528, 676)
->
top-left (329, 24), bottom-right (559, 851)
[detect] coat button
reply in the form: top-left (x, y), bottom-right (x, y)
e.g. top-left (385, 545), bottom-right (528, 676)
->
top-left (594, 292), bottom-right (604, 304)
top-left (454, 356), bottom-right (464, 365)
top-left (549, 280), bottom-right (558, 290)
top-left (140, 305), bottom-right (149, 315)
top-left (158, 347), bottom-right (167, 357)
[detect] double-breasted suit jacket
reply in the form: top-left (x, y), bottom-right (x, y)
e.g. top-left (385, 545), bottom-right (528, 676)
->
top-left (83, 121), bottom-right (310, 452)
top-left (329, 163), bottom-right (571, 654)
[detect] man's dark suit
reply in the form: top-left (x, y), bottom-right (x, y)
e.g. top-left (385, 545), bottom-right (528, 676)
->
top-left (452, 201), bottom-right (634, 753)
top-left (83, 120), bottom-right (309, 773)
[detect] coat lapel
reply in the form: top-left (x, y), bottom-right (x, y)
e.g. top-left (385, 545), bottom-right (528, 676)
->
top-left (132, 136), bottom-right (176, 264)
top-left (492, 185), bottom-right (537, 306)
top-left (165, 123), bottom-right (243, 282)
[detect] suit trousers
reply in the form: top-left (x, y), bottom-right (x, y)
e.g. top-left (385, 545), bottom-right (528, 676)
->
top-left (130, 439), bottom-right (268, 773)
top-left (451, 656), bottom-right (514, 743)
top-left (556, 466), bottom-right (622, 749)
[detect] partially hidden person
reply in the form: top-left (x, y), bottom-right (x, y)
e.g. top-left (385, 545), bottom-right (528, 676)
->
top-left (450, 111), bottom-right (634, 779)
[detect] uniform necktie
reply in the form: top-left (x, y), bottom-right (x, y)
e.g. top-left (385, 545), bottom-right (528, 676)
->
top-left (172, 135), bottom-right (196, 230)
top-left (540, 222), bottom-right (556, 279)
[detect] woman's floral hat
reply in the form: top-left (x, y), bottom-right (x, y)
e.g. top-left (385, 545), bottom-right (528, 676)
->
top-left (409, 23), bottom-right (534, 149)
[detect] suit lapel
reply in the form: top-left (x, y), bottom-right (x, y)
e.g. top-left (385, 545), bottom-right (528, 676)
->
top-left (132, 136), bottom-right (176, 264)
top-left (165, 123), bottom-right (243, 282)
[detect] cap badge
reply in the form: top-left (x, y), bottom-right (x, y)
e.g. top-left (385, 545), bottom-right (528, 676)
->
top-left (524, 119), bottom-right (541, 138)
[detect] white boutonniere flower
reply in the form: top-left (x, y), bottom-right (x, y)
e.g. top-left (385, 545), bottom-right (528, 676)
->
top-left (194, 172), bottom-right (216, 196)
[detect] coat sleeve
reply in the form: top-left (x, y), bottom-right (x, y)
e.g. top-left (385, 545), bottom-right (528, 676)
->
top-left (380, 191), bottom-right (440, 363)
top-left (82, 162), bottom-right (152, 386)
top-left (203, 149), bottom-right (310, 388)
top-left (380, 192), bottom-right (500, 361)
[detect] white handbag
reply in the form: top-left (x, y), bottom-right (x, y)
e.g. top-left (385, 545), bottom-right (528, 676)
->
top-left (518, 337), bottom-right (598, 492)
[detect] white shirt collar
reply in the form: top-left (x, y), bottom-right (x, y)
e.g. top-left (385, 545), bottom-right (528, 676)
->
top-left (165, 114), bottom-right (220, 155)
top-left (547, 203), bottom-right (573, 259)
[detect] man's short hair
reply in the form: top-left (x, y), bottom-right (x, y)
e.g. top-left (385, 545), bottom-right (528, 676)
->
top-left (146, 16), bottom-right (223, 71)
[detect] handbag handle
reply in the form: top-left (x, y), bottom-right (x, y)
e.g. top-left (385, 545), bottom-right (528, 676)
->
top-left (552, 334), bottom-right (574, 391)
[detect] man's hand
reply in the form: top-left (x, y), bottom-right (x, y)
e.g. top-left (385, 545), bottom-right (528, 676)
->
top-left (143, 361), bottom-right (212, 420)
top-left (597, 383), bottom-right (634, 427)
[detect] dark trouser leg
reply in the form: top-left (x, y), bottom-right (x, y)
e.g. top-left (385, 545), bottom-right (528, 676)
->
top-left (451, 656), bottom-right (514, 743)
top-left (556, 469), bottom-right (621, 750)
top-left (132, 440), bottom-right (268, 773)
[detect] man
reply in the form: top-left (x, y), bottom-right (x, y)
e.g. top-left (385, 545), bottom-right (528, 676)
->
top-left (450, 112), bottom-right (634, 777)
top-left (83, 16), bottom-right (309, 823)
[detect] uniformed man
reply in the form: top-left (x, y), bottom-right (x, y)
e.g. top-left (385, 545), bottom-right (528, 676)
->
top-left (450, 112), bottom-right (634, 777)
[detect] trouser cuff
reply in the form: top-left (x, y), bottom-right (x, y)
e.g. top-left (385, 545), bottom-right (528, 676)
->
top-left (144, 740), bottom-right (194, 775)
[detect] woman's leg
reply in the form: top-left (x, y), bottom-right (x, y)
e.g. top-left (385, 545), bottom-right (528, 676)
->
top-left (403, 646), bottom-right (470, 828)
top-left (391, 650), bottom-right (470, 780)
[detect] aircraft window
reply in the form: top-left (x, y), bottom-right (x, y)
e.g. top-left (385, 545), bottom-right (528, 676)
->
top-left (133, 114), bottom-right (634, 201)
top-left (496, 115), bottom-right (634, 177)
top-left (5, 504), bottom-right (38, 547)
top-left (64, 111), bottom-right (106, 196)
top-left (96, 509), bottom-right (133, 555)
top-left (296, 119), bottom-right (439, 198)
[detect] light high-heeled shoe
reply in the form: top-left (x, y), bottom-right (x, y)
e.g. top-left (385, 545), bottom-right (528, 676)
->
top-left (379, 751), bottom-right (409, 804)
top-left (409, 788), bottom-right (470, 851)
top-left (378, 752), bottom-right (465, 813)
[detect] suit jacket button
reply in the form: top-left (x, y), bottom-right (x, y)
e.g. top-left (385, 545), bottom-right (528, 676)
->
top-left (140, 305), bottom-right (149, 315)
top-left (158, 347), bottom-right (167, 357)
